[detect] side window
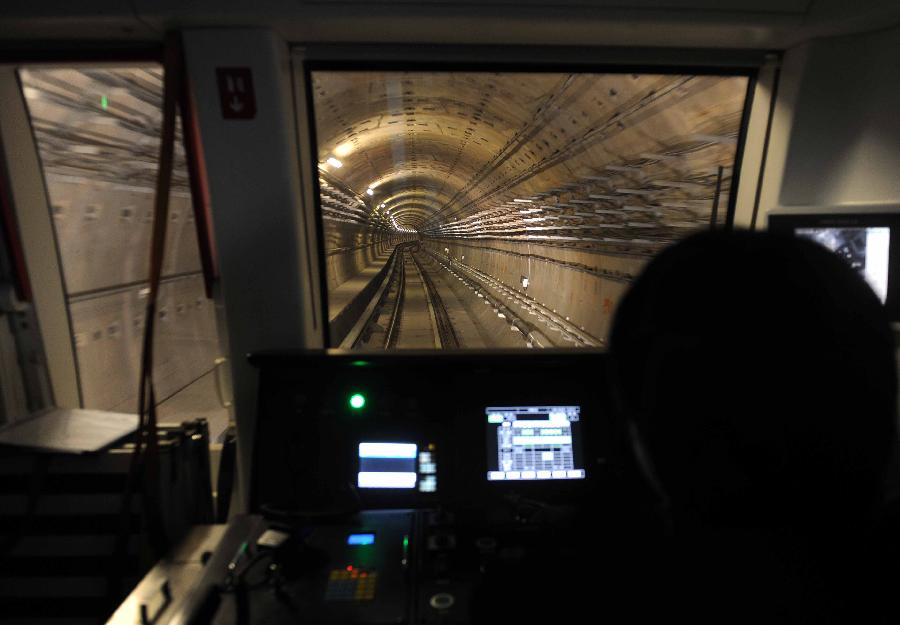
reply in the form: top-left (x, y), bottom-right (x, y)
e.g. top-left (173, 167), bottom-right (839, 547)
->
top-left (19, 66), bottom-right (230, 440)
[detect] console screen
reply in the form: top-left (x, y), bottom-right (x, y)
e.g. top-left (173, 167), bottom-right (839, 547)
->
top-left (486, 406), bottom-right (585, 481)
top-left (358, 442), bottom-right (418, 488)
top-left (358, 442), bottom-right (438, 492)
top-left (796, 227), bottom-right (890, 303)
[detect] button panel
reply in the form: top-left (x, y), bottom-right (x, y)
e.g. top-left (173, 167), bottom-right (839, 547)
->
top-left (325, 569), bottom-right (378, 602)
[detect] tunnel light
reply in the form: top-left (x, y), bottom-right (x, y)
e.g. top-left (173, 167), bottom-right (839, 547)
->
top-left (513, 199), bottom-right (533, 203)
top-left (327, 157), bottom-right (343, 168)
top-left (521, 277), bottom-right (530, 289)
top-left (334, 141), bottom-right (354, 158)
top-left (366, 189), bottom-right (374, 196)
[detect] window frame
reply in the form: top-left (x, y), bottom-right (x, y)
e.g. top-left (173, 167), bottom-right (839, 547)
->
top-left (293, 44), bottom-right (763, 349)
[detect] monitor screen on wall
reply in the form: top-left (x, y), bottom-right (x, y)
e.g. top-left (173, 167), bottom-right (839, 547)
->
top-left (768, 211), bottom-right (900, 322)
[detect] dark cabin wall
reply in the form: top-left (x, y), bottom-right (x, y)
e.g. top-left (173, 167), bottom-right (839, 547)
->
top-left (765, 25), bottom-right (900, 212)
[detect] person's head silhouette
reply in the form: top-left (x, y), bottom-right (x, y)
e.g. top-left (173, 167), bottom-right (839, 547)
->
top-left (609, 230), bottom-right (897, 531)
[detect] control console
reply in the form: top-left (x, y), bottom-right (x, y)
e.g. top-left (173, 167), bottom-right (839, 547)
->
top-left (169, 350), bottom-right (618, 624)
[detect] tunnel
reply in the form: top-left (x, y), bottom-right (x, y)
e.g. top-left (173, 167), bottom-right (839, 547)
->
top-left (312, 71), bottom-right (749, 349)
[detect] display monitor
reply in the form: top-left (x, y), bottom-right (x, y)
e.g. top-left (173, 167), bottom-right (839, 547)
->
top-left (768, 212), bottom-right (900, 321)
top-left (485, 406), bottom-right (585, 481)
top-left (358, 442), bottom-right (417, 489)
top-left (795, 227), bottom-right (889, 303)
top-left (357, 442), bottom-right (438, 493)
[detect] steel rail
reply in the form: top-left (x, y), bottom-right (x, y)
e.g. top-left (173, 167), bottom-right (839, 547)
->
top-left (384, 249), bottom-right (405, 349)
top-left (410, 249), bottom-right (460, 349)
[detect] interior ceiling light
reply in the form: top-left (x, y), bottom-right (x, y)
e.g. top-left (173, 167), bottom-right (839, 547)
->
top-left (326, 157), bottom-right (343, 168)
top-left (366, 188), bottom-right (374, 196)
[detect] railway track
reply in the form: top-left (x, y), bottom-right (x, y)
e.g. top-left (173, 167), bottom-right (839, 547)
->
top-left (341, 245), bottom-right (407, 349)
top-left (409, 249), bottom-right (460, 349)
top-left (422, 247), bottom-right (603, 348)
top-left (343, 243), bottom-right (462, 350)
top-left (343, 241), bottom-right (601, 350)
top-left (384, 252), bottom-right (405, 348)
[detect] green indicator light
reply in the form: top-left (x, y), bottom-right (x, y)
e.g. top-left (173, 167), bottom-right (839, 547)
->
top-left (349, 393), bottom-right (366, 409)
top-left (101, 95), bottom-right (108, 110)
top-left (400, 534), bottom-right (410, 568)
top-left (351, 360), bottom-right (370, 367)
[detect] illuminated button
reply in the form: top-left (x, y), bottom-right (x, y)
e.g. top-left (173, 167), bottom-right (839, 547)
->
top-left (537, 470), bottom-right (551, 479)
top-left (506, 471), bottom-right (521, 480)
top-left (552, 470), bottom-right (567, 479)
top-left (348, 533), bottom-right (375, 546)
top-left (567, 469), bottom-right (585, 479)
top-left (349, 393), bottom-right (366, 409)
top-left (488, 471), bottom-right (506, 481)
top-left (521, 471), bottom-right (536, 480)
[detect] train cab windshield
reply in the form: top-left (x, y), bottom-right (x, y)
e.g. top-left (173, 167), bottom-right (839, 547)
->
top-left (310, 69), bottom-right (750, 349)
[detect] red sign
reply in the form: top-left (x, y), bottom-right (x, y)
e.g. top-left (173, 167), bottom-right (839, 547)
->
top-left (216, 68), bottom-right (256, 120)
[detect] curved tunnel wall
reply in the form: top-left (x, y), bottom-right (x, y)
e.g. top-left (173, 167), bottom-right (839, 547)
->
top-left (323, 222), bottom-right (407, 292)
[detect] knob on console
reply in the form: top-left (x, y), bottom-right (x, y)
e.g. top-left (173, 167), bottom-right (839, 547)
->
top-left (429, 592), bottom-right (455, 610)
